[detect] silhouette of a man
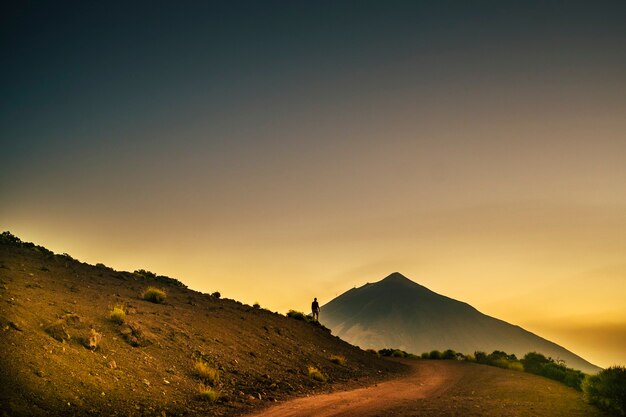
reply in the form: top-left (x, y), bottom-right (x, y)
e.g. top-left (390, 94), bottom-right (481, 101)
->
top-left (311, 297), bottom-right (320, 322)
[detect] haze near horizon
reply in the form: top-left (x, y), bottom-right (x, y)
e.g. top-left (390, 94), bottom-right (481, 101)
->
top-left (2, 1), bottom-right (625, 368)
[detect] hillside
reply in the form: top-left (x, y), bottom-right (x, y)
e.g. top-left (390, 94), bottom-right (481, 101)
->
top-left (321, 272), bottom-right (601, 374)
top-left (0, 233), bottom-right (404, 416)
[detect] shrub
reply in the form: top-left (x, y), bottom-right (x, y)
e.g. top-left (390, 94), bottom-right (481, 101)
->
top-left (134, 269), bottom-right (157, 279)
top-left (366, 349), bottom-right (379, 356)
top-left (429, 350), bottom-right (442, 359)
top-left (442, 349), bottom-right (457, 360)
top-left (521, 352), bottom-right (551, 374)
top-left (253, 302), bottom-right (260, 309)
top-left (287, 310), bottom-right (308, 321)
top-left (307, 366), bottom-right (327, 382)
top-left (142, 287), bottom-right (166, 303)
top-left (474, 351), bottom-right (488, 364)
top-left (211, 291), bottom-right (221, 299)
top-left (507, 361), bottom-right (524, 372)
top-left (421, 352), bottom-right (430, 359)
top-left (194, 361), bottom-right (220, 385)
top-left (330, 355), bottom-right (346, 365)
top-left (583, 366), bottom-right (626, 416)
top-left (522, 352), bottom-right (585, 390)
top-left (109, 305), bottom-right (126, 324)
top-left (198, 385), bottom-right (220, 403)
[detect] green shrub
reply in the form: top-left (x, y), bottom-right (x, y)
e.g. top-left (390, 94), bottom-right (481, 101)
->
top-left (142, 287), bottom-right (167, 303)
top-left (194, 361), bottom-right (220, 385)
top-left (109, 305), bottom-right (126, 324)
top-left (522, 352), bottom-right (585, 390)
top-left (507, 361), bottom-right (524, 372)
top-left (391, 349), bottom-right (406, 358)
top-left (330, 355), bottom-right (346, 365)
top-left (521, 352), bottom-right (550, 374)
top-left (429, 350), bottom-right (442, 359)
top-left (287, 310), bottom-right (308, 321)
top-left (583, 366), bottom-right (626, 416)
top-left (307, 366), bottom-right (327, 382)
top-left (198, 385), bottom-right (220, 402)
top-left (441, 349), bottom-right (457, 360)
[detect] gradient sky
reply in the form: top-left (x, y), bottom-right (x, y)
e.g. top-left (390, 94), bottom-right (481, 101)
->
top-left (2, 1), bottom-right (625, 368)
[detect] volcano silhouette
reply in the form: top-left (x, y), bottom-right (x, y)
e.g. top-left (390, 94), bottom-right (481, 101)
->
top-left (322, 272), bottom-right (601, 374)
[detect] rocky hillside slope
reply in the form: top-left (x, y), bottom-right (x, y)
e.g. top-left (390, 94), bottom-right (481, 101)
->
top-left (0, 233), bottom-right (403, 417)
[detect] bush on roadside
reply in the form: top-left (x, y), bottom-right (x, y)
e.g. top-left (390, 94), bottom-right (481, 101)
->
top-left (583, 366), bottom-right (626, 416)
top-left (429, 350), bottom-right (442, 359)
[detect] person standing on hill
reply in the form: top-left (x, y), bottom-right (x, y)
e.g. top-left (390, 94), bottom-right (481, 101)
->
top-left (311, 297), bottom-right (320, 322)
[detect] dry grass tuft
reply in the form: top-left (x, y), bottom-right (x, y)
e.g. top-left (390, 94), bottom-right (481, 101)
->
top-left (198, 384), bottom-right (220, 402)
top-left (142, 287), bottom-right (166, 303)
top-left (307, 365), bottom-right (327, 382)
top-left (109, 305), bottom-right (126, 324)
top-left (194, 360), bottom-right (220, 385)
top-left (329, 355), bottom-right (346, 366)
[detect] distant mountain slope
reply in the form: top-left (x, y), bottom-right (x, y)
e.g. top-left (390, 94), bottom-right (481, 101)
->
top-left (322, 272), bottom-right (601, 374)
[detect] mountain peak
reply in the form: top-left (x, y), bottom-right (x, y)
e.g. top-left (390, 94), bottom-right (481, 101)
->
top-left (380, 272), bottom-right (413, 284)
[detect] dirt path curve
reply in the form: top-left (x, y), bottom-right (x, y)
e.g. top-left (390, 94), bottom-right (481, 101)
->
top-left (245, 360), bottom-right (458, 417)
top-left (244, 360), bottom-right (604, 417)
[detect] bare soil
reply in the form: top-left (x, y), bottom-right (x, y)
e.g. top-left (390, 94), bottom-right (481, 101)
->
top-left (0, 236), bottom-right (404, 416)
top-left (0, 234), bottom-right (606, 417)
top-left (247, 359), bottom-right (606, 417)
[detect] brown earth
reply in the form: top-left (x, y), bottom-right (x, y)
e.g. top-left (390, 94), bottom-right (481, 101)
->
top-left (0, 233), bottom-right (606, 417)
top-left (247, 359), bottom-right (606, 417)
top-left (0, 234), bottom-right (404, 416)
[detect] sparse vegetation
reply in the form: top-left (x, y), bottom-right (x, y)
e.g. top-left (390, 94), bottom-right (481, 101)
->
top-left (287, 310), bottom-right (308, 321)
top-left (378, 348), bottom-right (420, 359)
top-left (365, 349), bottom-right (380, 356)
top-left (307, 365), bottom-right (327, 382)
top-left (198, 385), bottom-right (220, 403)
top-left (583, 366), bottom-right (626, 416)
top-left (194, 361), bottom-right (220, 386)
top-left (109, 305), bottom-right (126, 324)
top-left (522, 352), bottom-right (585, 390)
top-left (429, 350), bottom-right (442, 359)
top-left (142, 286), bottom-right (167, 303)
top-left (330, 355), bottom-right (346, 365)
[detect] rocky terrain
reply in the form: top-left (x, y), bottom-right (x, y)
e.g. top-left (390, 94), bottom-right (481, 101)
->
top-left (0, 233), bottom-right (404, 417)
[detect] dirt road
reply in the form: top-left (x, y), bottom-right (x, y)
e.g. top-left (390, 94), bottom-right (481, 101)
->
top-left (245, 360), bottom-right (604, 417)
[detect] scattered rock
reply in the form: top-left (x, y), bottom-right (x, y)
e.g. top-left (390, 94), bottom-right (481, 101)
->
top-left (8, 321), bottom-right (22, 331)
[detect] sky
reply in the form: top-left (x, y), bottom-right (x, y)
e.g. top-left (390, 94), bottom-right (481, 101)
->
top-left (2, 1), bottom-right (625, 368)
